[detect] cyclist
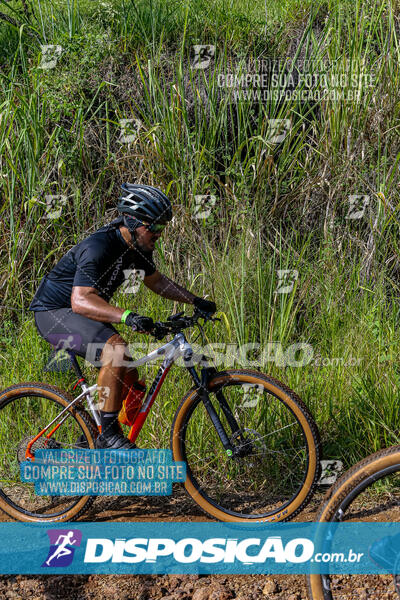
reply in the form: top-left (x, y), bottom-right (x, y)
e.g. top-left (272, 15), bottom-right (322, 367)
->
top-left (29, 183), bottom-right (216, 449)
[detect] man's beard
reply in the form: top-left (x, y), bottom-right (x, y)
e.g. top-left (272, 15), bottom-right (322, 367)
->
top-left (133, 234), bottom-right (153, 252)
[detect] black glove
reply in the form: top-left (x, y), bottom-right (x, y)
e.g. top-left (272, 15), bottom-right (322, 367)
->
top-left (125, 312), bottom-right (154, 333)
top-left (193, 296), bottom-right (216, 315)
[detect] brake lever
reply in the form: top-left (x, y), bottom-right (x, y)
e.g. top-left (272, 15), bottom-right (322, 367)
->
top-left (193, 309), bottom-right (219, 323)
top-left (167, 311), bottom-right (184, 322)
top-left (169, 317), bottom-right (191, 330)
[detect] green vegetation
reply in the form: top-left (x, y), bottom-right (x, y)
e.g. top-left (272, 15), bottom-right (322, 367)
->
top-left (0, 0), bottom-right (400, 469)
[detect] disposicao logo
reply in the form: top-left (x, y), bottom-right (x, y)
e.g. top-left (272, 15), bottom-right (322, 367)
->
top-left (83, 536), bottom-right (314, 564)
top-left (42, 529), bottom-right (82, 567)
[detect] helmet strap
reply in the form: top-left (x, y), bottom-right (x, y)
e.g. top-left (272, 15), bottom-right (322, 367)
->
top-left (123, 215), bottom-right (142, 231)
top-left (122, 215), bottom-right (142, 249)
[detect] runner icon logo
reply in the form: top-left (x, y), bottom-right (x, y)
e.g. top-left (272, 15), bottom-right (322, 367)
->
top-left (42, 529), bottom-right (82, 567)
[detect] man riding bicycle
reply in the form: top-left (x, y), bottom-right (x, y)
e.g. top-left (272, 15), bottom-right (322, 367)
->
top-left (29, 183), bottom-right (216, 450)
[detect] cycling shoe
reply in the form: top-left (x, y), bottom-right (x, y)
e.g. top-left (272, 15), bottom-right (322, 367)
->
top-left (95, 431), bottom-right (138, 450)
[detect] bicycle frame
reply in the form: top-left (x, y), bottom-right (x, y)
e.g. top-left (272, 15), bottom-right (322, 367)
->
top-left (26, 331), bottom-right (240, 459)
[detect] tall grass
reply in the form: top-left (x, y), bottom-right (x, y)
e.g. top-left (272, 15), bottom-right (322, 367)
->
top-left (0, 0), bottom-right (399, 469)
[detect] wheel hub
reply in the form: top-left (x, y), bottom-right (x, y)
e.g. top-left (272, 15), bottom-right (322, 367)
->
top-left (230, 428), bottom-right (267, 459)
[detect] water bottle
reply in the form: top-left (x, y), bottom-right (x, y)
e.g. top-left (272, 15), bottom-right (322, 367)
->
top-left (118, 379), bottom-right (146, 426)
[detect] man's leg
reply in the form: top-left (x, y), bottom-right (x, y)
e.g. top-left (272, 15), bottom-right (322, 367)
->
top-left (96, 333), bottom-right (139, 448)
top-left (97, 333), bottom-right (138, 411)
top-left (32, 309), bottom-right (140, 448)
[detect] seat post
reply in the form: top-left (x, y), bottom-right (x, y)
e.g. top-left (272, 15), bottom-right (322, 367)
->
top-left (67, 350), bottom-right (84, 380)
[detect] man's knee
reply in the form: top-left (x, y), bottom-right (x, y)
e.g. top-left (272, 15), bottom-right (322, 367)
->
top-left (100, 334), bottom-right (133, 368)
top-left (122, 366), bottom-right (139, 390)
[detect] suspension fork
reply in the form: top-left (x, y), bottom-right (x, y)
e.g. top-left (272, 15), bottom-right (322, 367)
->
top-left (212, 383), bottom-right (254, 454)
top-left (203, 366), bottom-right (243, 436)
top-left (187, 364), bottom-right (236, 457)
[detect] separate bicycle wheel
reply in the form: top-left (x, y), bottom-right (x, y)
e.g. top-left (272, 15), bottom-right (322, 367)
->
top-left (307, 445), bottom-right (400, 600)
top-left (0, 382), bottom-right (98, 522)
top-left (171, 369), bottom-right (321, 522)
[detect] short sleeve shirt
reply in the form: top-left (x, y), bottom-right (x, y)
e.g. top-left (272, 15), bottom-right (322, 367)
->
top-left (29, 218), bottom-right (156, 311)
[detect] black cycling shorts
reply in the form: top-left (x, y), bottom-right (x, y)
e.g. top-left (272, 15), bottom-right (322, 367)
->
top-left (34, 308), bottom-right (123, 367)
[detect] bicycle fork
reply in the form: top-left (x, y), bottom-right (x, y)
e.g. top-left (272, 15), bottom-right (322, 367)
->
top-left (187, 365), bottom-right (251, 458)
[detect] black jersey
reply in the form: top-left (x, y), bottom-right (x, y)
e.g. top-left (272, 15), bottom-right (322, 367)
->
top-left (29, 218), bottom-right (156, 311)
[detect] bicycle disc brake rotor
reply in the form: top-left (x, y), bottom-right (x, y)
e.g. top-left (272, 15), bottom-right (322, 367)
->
top-left (230, 428), bottom-right (267, 461)
top-left (17, 435), bottom-right (62, 463)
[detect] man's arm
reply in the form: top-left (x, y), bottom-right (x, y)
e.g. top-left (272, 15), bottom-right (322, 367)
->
top-left (71, 287), bottom-right (125, 323)
top-left (144, 271), bottom-right (196, 304)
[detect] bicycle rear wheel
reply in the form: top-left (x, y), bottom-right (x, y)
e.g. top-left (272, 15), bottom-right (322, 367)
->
top-left (0, 383), bottom-right (97, 522)
top-left (171, 369), bottom-right (321, 522)
top-left (307, 445), bottom-right (400, 600)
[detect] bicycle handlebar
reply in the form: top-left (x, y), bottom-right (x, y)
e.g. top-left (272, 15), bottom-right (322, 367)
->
top-left (151, 309), bottom-right (220, 340)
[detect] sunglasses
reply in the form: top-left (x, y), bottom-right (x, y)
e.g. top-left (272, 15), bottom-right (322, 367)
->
top-left (141, 221), bottom-right (167, 233)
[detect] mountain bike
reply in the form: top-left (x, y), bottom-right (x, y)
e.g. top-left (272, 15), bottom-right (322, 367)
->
top-left (307, 445), bottom-right (400, 599)
top-left (0, 309), bottom-right (321, 523)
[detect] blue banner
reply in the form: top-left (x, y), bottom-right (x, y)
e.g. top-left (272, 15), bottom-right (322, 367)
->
top-left (19, 449), bottom-right (186, 496)
top-left (1, 522), bottom-right (400, 574)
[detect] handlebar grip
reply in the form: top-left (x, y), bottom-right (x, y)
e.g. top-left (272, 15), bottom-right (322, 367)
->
top-left (151, 322), bottom-right (169, 340)
top-left (151, 309), bottom-right (219, 339)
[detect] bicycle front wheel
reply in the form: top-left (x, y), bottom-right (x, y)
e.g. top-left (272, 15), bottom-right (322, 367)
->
top-left (307, 445), bottom-right (400, 600)
top-left (0, 382), bottom-right (98, 522)
top-left (171, 369), bottom-right (321, 522)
